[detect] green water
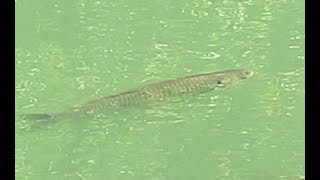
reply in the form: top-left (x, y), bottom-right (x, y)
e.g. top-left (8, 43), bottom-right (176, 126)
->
top-left (15, 0), bottom-right (305, 179)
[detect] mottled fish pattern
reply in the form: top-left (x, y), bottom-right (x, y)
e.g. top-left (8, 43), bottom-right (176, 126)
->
top-left (23, 69), bottom-right (254, 120)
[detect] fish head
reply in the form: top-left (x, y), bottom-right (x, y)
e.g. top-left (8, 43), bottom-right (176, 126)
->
top-left (234, 69), bottom-right (254, 79)
top-left (211, 69), bottom-right (254, 88)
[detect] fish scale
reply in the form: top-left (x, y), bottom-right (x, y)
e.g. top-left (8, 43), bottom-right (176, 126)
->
top-left (23, 69), bottom-right (254, 120)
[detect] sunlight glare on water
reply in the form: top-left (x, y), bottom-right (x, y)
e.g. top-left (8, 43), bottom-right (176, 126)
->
top-left (16, 0), bottom-right (304, 179)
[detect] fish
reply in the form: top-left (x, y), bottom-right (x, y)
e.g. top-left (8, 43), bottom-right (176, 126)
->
top-left (23, 69), bottom-right (254, 121)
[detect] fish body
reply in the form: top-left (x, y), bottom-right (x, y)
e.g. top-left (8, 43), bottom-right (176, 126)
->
top-left (23, 69), bottom-right (254, 120)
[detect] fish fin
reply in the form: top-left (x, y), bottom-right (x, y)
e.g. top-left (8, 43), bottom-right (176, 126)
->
top-left (22, 113), bottom-right (54, 121)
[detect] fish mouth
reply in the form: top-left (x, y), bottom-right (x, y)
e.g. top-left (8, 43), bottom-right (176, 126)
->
top-left (240, 69), bottom-right (254, 79)
top-left (244, 69), bottom-right (254, 77)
